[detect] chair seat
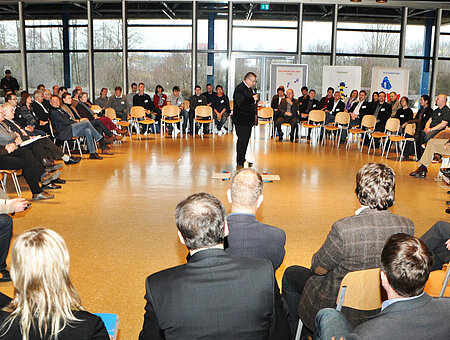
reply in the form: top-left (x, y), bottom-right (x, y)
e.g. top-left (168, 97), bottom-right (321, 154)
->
top-left (162, 118), bottom-right (181, 123)
top-left (195, 119), bottom-right (213, 123)
top-left (281, 123), bottom-right (291, 126)
top-left (390, 136), bottom-right (405, 142)
top-left (324, 126), bottom-right (339, 131)
top-left (117, 121), bottom-right (130, 127)
top-left (258, 120), bottom-right (271, 125)
top-left (349, 128), bottom-right (364, 134)
top-left (302, 123), bottom-right (320, 129)
top-left (0, 169), bottom-right (22, 175)
top-left (371, 132), bottom-right (387, 138)
top-left (139, 119), bottom-right (155, 125)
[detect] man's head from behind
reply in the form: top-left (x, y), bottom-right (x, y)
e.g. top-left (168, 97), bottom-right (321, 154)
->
top-left (381, 233), bottom-right (433, 298)
top-left (175, 193), bottom-right (227, 251)
top-left (228, 169), bottom-right (264, 213)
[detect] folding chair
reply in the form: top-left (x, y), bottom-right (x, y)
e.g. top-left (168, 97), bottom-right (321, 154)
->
top-left (130, 106), bottom-right (156, 140)
top-left (90, 105), bottom-right (102, 114)
top-left (384, 123), bottom-right (417, 161)
top-left (256, 107), bottom-right (274, 139)
top-left (323, 111), bottom-right (350, 146)
top-left (161, 105), bottom-right (183, 139)
top-left (368, 118), bottom-right (400, 155)
top-left (194, 105), bottom-right (214, 139)
top-left (301, 110), bottom-right (325, 144)
top-left (424, 263), bottom-right (450, 297)
top-left (295, 268), bottom-right (382, 340)
top-left (346, 115), bottom-right (376, 151)
top-left (0, 170), bottom-right (22, 196)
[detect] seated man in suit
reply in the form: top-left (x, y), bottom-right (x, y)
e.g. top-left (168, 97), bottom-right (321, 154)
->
top-left (325, 91), bottom-right (345, 125)
top-left (30, 90), bottom-right (51, 135)
top-left (420, 221), bottom-right (450, 271)
top-left (299, 89), bottom-right (320, 122)
top-left (341, 90), bottom-right (371, 143)
top-left (275, 89), bottom-right (299, 142)
top-left (298, 86), bottom-right (309, 108)
top-left (139, 192), bottom-right (291, 340)
top-left (271, 86), bottom-right (285, 122)
top-left (314, 233), bottom-right (450, 340)
top-left (373, 91), bottom-right (391, 131)
top-left (225, 168), bottom-right (286, 271)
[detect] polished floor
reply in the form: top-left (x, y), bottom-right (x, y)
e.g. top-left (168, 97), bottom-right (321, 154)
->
top-left (0, 129), bottom-right (448, 339)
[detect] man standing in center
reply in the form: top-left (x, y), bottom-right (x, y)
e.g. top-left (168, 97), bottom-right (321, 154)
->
top-left (233, 72), bottom-right (258, 169)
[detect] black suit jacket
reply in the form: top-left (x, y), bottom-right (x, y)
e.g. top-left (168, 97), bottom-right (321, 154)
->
top-left (270, 95), bottom-right (283, 111)
top-left (348, 100), bottom-right (371, 119)
top-left (225, 213), bottom-right (286, 270)
top-left (233, 82), bottom-right (257, 127)
top-left (277, 98), bottom-right (299, 119)
top-left (49, 106), bottom-right (75, 140)
top-left (374, 102), bottom-right (392, 131)
top-left (139, 248), bottom-right (291, 340)
top-left (31, 101), bottom-right (49, 122)
top-left (326, 99), bottom-right (345, 116)
top-left (0, 310), bottom-right (109, 339)
top-left (300, 98), bottom-right (320, 115)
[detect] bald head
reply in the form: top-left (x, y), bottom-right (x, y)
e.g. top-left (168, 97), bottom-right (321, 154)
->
top-left (229, 169), bottom-right (263, 211)
top-left (436, 94), bottom-right (447, 109)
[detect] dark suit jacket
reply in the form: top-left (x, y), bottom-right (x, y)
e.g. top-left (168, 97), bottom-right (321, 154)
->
top-left (300, 98), bottom-right (320, 115)
top-left (139, 248), bottom-right (291, 340)
top-left (278, 98), bottom-right (299, 119)
top-left (31, 101), bottom-right (49, 122)
top-left (3, 119), bottom-right (30, 141)
top-left (347, 294), bottom-right (450, 339)
top-left (225, 213), bottom-right (286, 270)
top-left (49, 107), bottom-right (75, 140)
top-left (0, 310), bottom-right (109, 339)
top-left (374, 102), bottom-right (392, 131)
top-left (233, 82), bottom-right (256, 127)
top-left (348, 100), bottom-right (371, 119)
top-left (326, 99), bottom-right (345, 116)
top-left (270, 95), bottom-right (284, 111)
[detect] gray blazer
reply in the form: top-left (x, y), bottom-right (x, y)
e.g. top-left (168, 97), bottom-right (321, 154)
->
top-left (0, 122), bottom-right (17, 146)
top-left (347, 294), bottom-right (450, 339)
top-left (298, 208), bottom-right (415, 330)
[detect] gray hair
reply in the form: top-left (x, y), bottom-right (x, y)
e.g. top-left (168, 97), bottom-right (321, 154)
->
top-left (231, 168), bottom-right (263, 209)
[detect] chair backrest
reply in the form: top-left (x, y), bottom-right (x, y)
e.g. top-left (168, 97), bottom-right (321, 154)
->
top-left (361, 115), bottom-right (376, 130)
top-left (258, 107), bottom-right (273, 119)
top-left (130, 106), bottom-right (146, 119)
top-left (90, 104), bottom-right (102, 114)
top-left (336, 268), bottom-right (382, 311)
top-left (404, 123), bottom-right (416, 136)
top-left (385, 118), bottom-right (400, 133)
top-left (424, 264), bottom-right (450, 297)
top-left (335, 111), bottom-right (350, 126)
top-left (105, 107), bottom-right (117, 120)
top-left (162, 105), bottom-right (180, 118)
top-left (308, 110), bottom-right (325, 124)
top-left (184, 99), bottom-right (190, 110)
top-left (195, 105), bottom-right (212, 117)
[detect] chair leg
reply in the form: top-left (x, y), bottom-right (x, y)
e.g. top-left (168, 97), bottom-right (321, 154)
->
top-left (0, 174), bottom-right (6, 192)
top-left (12, 173), bottom-right (21, 196)
top-left (295, 319), bottom-right (303, 340)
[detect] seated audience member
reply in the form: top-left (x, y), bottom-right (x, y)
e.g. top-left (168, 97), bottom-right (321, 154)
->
top-left (271, 86), bottom-right (285, 122)
top-left (1, 103), bottom-right (77, 175)
top-left (58, 86), bottom-right (68, 97)
top-left (51, 85), bottom-right (59, 96)
top-left (107, 86), bottom-right (127, 121)
top-left (422, 94), bottom-right (449, 143)
top-left (405, 95), bottom-right (433, 158)
top-left (389, 91), bottom-right (401, 117)
top-left (30, 90), bottom-right (51, 135)
top-left (202, 83), bottom-right (216, 106)
top-left (133, 83), bottom-right (156, 121)
top-left (36, 84), bottom-right (45, 91)
top-left (420, 221), bottom-right (450, 271)
top-left (394, 96), bottom-right (413, 128)
top-left (225, 169), bottom-right (286, 270)
top-left (320, 87), bottom-right (334, 110)
top-left (211, 85), bottom-right (230, 135)
top-left (299, 89), bottom-right (320, 121)
top-left (314, 233), bottom-right (450, 340)
top-left (49, 95), bottom-right (105, 160)
top-left (409, 127), bottom-right (450, 178)
top-left (373, 91), bottom-right (391, 131)
top-left (126, 82), bottom-right (138, 114)
top-left (16, 93), bottom-right (46, 135)
top-left (0, 228), bottom-right (109, 339)
top-left (276, 88), bottom-right (299, 142)
top-left (188, 85), bottom-right (208, 135)
top-left (42, 89), bottom-right (52, 111)
top-left (282, 163), bottom-right (414, 335)
top-left (348, 90), bottom-right (370, 127)
top-left (325, 91), bottom-right (345, 125)
top-left (0, 70), bottom-right (19, 94)
top-left (0, 190), bottom-right (28, 282)
top-left (167, 86), bottom-right (188, 133)
top-left (298, 86), bottom-right (309, 108)
top-left (0, 107), bottom-right (56, 200)
top-left (5, 93), bottom-right (19, 119)
top-left (94, 88), bottom-right (108, 109)
top-left (152, 85), bottom-right (167, 118)
top-left (370, 91), bottom-right (379, 110)
top-left (138, 192), bottom-right (291, 340)
top-left (344, 89), bottom-right (358, 112)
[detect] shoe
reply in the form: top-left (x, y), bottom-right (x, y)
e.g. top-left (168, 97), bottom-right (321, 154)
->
top-left (33, 191), bottom-right (55, 200)
top-left (42, 183), bottom-right (61, 190)
top-left (117, 128), bottom-right (127, 134)
top-left (236, 164), bottom-right (244, 170)
top-left (409, 165), bottom-right (427, 178)
top-left (0, 270), bottom-right (11, 282)
top-left (441, 168), bottom-right (450, 175)
top-left (41, 170), bottom-right (61, 185)
top-left (44, 163), bottom-right (63, 172)
top-left (279, 133), bottom-right (283, 141)
top-left (247, 162), bottom-right (253, 168)
top-left (447, 208), bottom-right (450, 214)
top-left (53, 178), bottom-right (66, 184)
top-left (101, 148), bottom-right (114, 155)
top-left (112, 134), bottom-right (124, 141)
top-left (64, 157), bottom-right (81, 165)
top-left (89, 153), bottom-right (103, 160)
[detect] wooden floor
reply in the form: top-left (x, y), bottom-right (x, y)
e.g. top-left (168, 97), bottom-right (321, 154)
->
top-left (0, 129), bottom-right (448, 339)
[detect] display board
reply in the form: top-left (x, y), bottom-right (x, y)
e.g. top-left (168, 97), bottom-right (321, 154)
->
top-left (322, 66), bottom-right (362, 100)
top-left (270, 64), bottom-right (308, 98)
top-left (371, 66), bottom-right (409, 97)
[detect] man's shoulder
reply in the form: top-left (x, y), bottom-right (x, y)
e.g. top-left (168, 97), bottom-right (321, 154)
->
top-left (227, 215), bottom-right (286, 240)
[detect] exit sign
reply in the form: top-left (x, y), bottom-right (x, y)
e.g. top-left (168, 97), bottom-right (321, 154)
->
top-left (260, 4), bottom-right (269, 11)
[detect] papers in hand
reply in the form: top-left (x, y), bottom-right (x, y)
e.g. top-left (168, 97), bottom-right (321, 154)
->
top-left (19, 135), bottom-right (46, 147)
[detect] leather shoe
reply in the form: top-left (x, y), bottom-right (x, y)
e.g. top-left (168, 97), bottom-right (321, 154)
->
top-left (44, 163), bottom-right (63, 172)
top-left (33, 191), bottom-right (55, 200)
top-left (41, 170), bottom-right (61, 185)
top-left (64, 157), bottom-right (81, 165)
top-left (409, 166), bottom-right (427, 178)
top-left (117, 128), bottom-right (127, 134)
top-left (89, 153), bottom-right (103, 160)
top-left (42, 183), bottom-right (61, 190)
top-left (0, 270), bottom-right (11, 282)
top-left (102, 148), bottom-right (114, 155)
top-left (447, 208), bottom-right (450, 214)
top-left (112, 134), bottom-right (124, 141)
top-left (53, 178), bottom-right (66, 184)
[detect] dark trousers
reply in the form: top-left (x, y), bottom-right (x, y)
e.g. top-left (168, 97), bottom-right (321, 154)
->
top-left (235, 124), bottom-right (252, 165)
top-left (0, 214), bottom-right (12, 271)
top-left (27, 138), bottom-right (64, 163)
top-left (275, 116), bottom-right (298, 137)
top-left (90, 119), bottom-right (113, 138)
top-left (188, 109), bottom-right (208, 134)
top-left (0, 148), bottom-right (44, 194)
top-left (420, 221), bottom-right (450, 271)
top-left (282, 265), bottom-right (313, 334)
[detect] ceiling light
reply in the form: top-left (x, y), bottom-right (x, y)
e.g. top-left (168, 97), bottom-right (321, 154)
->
top-left (376, 0), bottom-right (387, 3)
top-left (350, 0), bottom-right (362, 2)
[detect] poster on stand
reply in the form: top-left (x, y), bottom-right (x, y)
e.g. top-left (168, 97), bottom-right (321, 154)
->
top-left (322, 66), bottom-right (362, 101)
top-left (371, 66), bottom-right (409, 98)
top-left (270, 64), bottom-right (308, 99)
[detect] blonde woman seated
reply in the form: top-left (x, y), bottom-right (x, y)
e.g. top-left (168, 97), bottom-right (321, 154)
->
top-left (0, 228), bottom-right (109, 340)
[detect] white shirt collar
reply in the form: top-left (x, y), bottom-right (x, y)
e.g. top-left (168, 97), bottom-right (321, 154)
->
top-left (355, 205), bottom-right (369, 215)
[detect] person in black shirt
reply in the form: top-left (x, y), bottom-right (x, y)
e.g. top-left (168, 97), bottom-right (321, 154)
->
top-left (211, 85), bottom-right (230, 135)
top-left (320, 87), bottom-right (334, 110)
top-left (270, 86), bottom-right (285, 122)
top-left (0, 70), bottom-right (19, 94)
top-left (202, 83), bottom-right (216, 106)
top-left (300, 89), bottom-right (320, 122)
top-left (133, 83), bottom-right (155, 118)
top-left (394, 96), bottom-right (413, 128)
top-left (423, 94), bottom-right (450, 142)
top-left (189, 85), bottom-right (208, 135)
top-left (298, 86), bottom-right (309, 108)
top-left (405, 95), bottom-right (433, 158)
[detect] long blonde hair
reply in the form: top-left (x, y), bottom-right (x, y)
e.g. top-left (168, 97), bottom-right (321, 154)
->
top-left (1, 228), bottom-right (84, 340)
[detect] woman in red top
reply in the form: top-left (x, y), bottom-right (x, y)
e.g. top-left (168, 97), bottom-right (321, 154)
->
top-left (153, 85), bottom-right (167, 115)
